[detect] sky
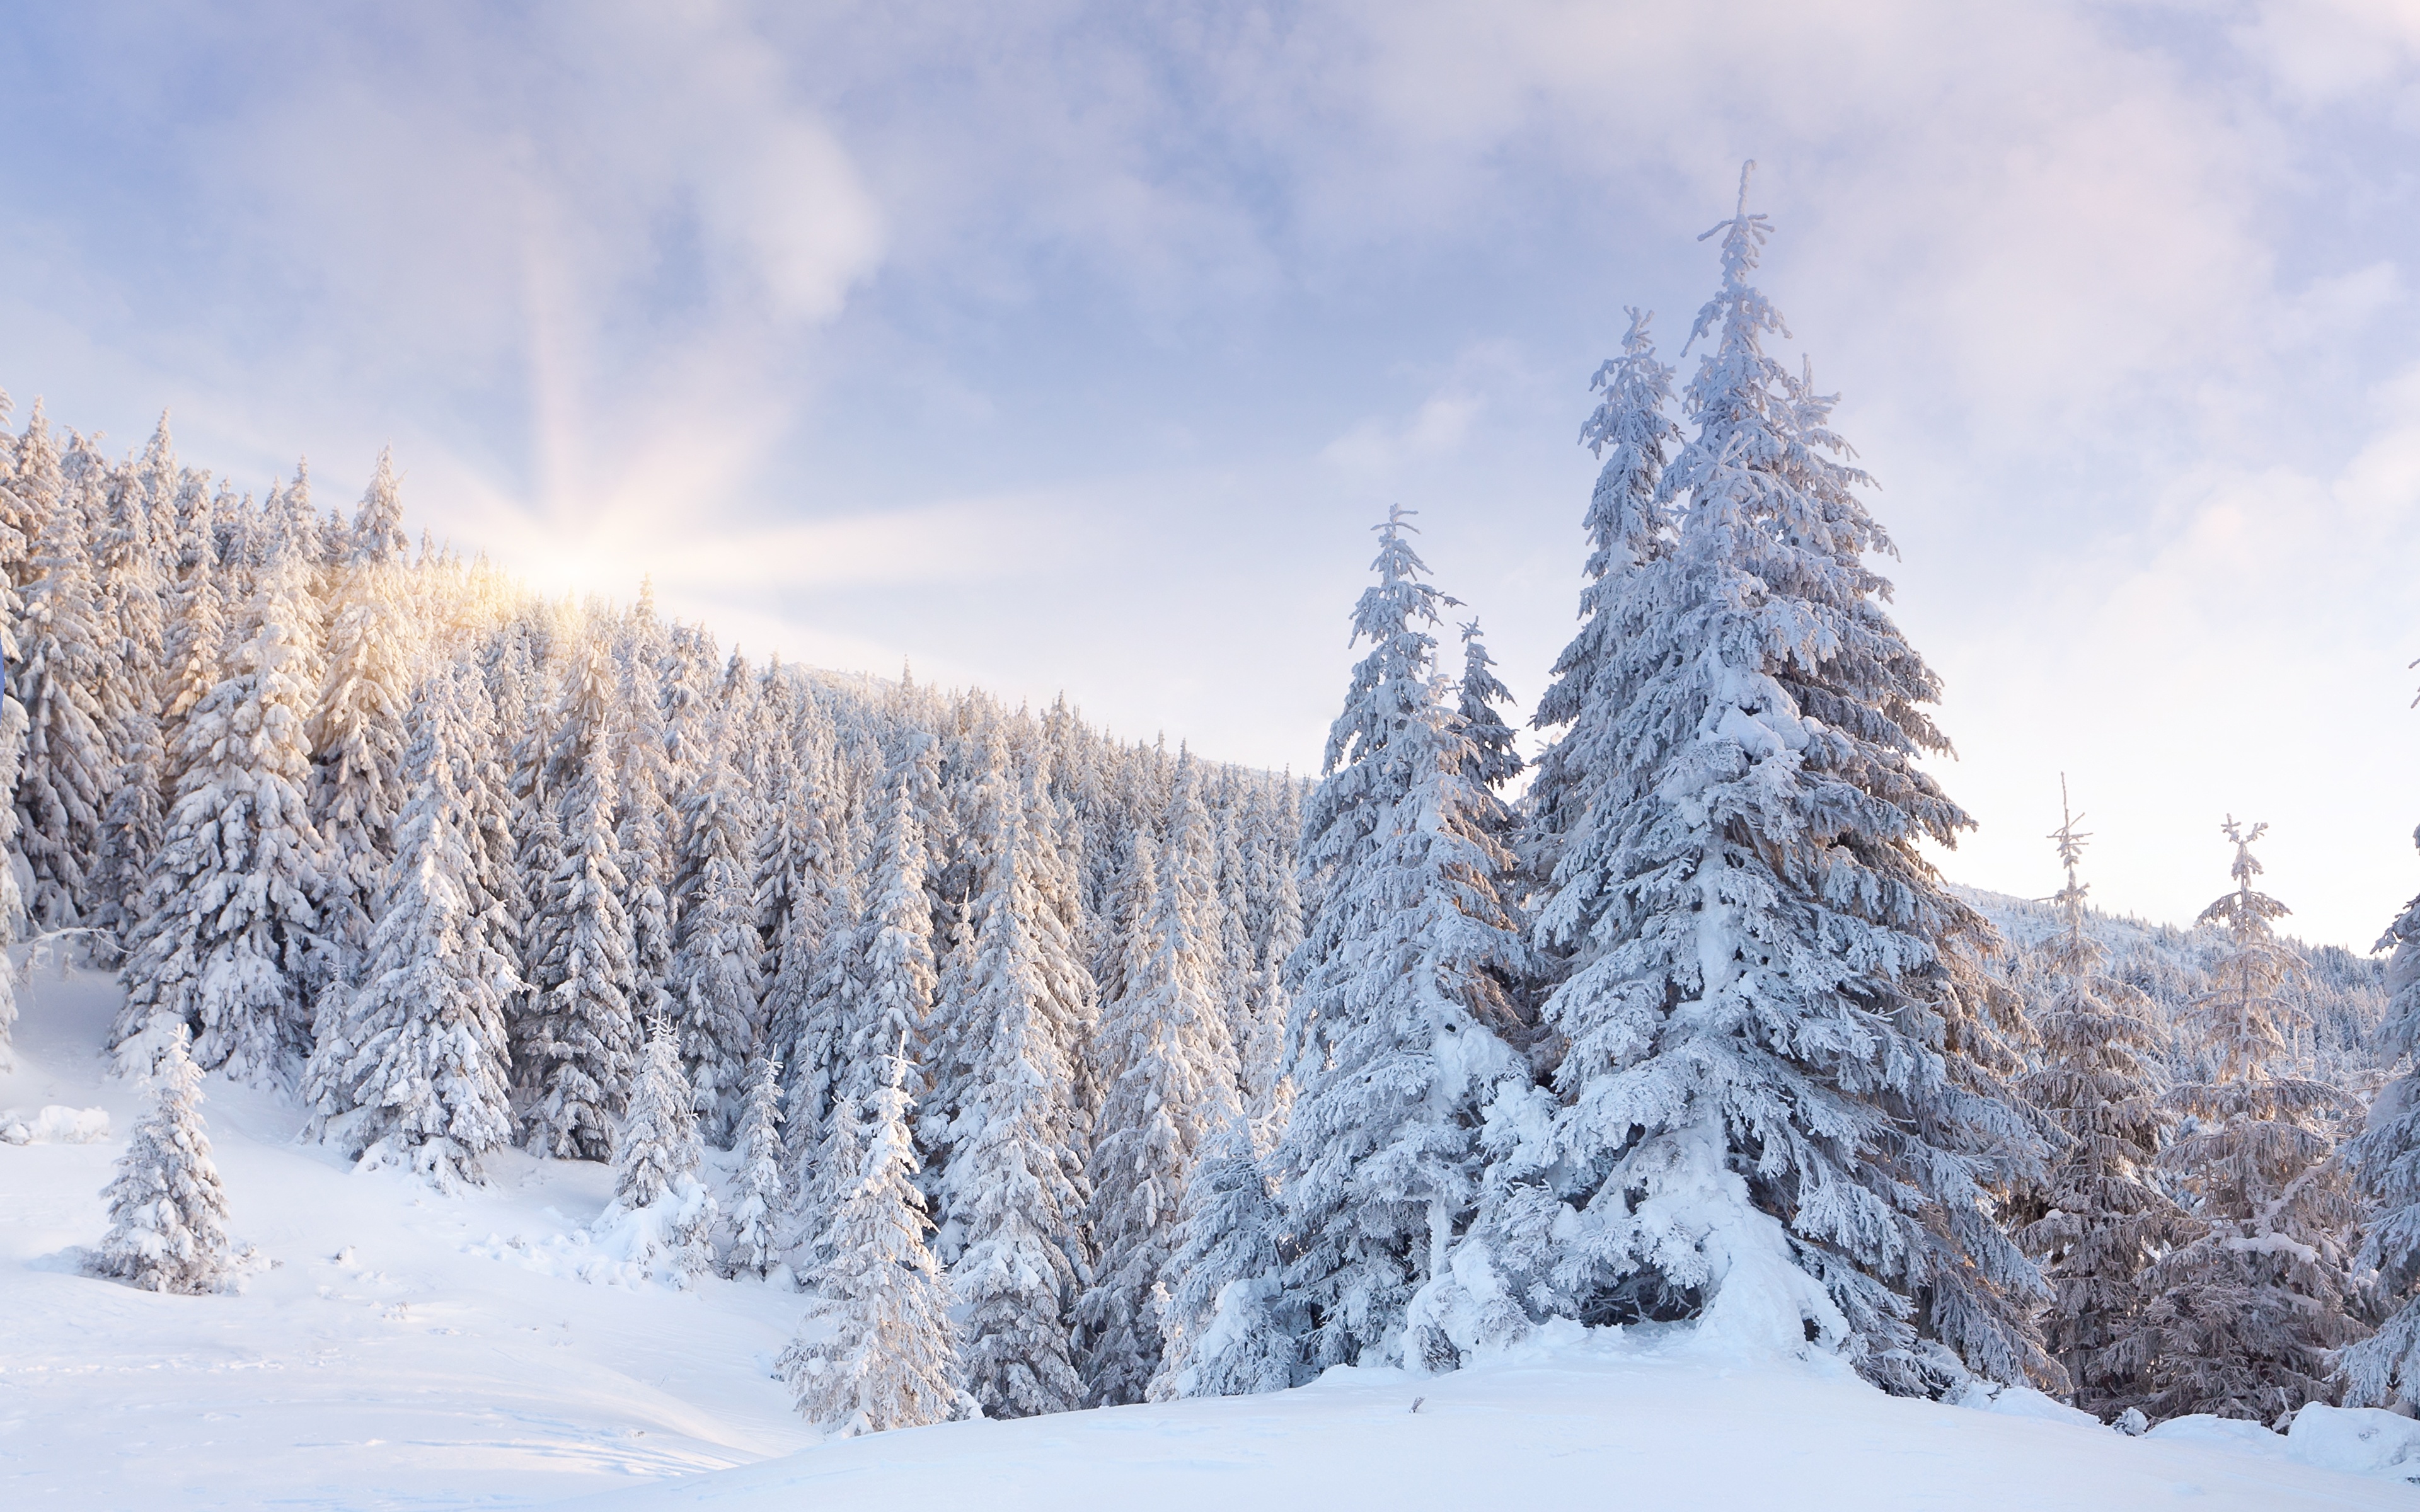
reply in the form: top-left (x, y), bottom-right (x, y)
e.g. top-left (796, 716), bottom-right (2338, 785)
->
top-left (1, 1), bottom-right (2416, 947)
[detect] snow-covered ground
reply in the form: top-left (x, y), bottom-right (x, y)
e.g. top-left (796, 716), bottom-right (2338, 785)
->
top-left (0, 965), bottom-right (812, 1509)
top-left (5, 962), bottom-right (2416, 1511)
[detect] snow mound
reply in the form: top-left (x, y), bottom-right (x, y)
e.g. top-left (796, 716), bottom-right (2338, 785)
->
top-left (2287, 1404), bottom-right (2420, 1484)
top-left (1951, 1378), bottom-right (2109, 1430)
top-left (0, 1104), bottom-right (110, 1144)
top-left (2146, 1413), bottom-right (2290, 1458)
top-left (465, 1176), bottom-right (717, 1290)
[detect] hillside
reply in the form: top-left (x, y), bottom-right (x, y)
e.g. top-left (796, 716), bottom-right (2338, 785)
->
top-left (7, 961), bottom-right (2417, 1510)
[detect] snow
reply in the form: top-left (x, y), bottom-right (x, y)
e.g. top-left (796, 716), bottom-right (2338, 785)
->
top-left (6, 962), bottom-right (2416, 1510)
top-left (571, 1331), bottom-right (2414, 1512)
top-left (2288, 1404), bottom-right (2420, 1483)
top-left (0, 1102), bottom-right (108, 1144)
top-left (1, 965), bottom-right (813, 1508)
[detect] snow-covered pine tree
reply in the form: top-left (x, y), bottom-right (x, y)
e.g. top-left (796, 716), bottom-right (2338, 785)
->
top-left (933, 753), bottom-right (1093, 1419)
top-left (727, 1055), bottom-right (786, 1279)
top-left (2016, 781), bottom-right (2177, 1418)
top-left (495, 616), bottom-right (562, 1069)
top-left (667, 706), bottom-right (764, 1144)
top-left (91, 1024), bottom-right (232, 1294)
top-left (1454, 619), bottom-right (1523, 791)
top-left (1208, 772), bottom-right (1259, 1122)
top-left (0, 390), bottom-right (40, 587)
top-left (0, 628), bottom-right (27, 1068)
top-left (840, 753), bottom-right (937, 1109)
top-left (1153, 1123), bottom-right (1296, 1399)
top-left (1270, 508), bottom-right (1536, 1378)
top-left (1079, 755), bottom-right (1240, 1406)
top-left (596, 1017), bottom-right (717, 1283)
top-left (1521, 169), bottom-right (2051, 1394)
top-left (612, 589), bottom-right (676, 1026)
top-left (521, 639), bottom-right (640, 1160)
top-left (2346, 823), bottom-right (2420, 1409)
top-left (301, 659), bottom-right (519, 1189)
top-left (1238, 781), bottom-right (1305, 1146)
top-left (1524, 305), bottom-right (1680, 886)
top-left (306, 450), bottom-right (417, 976)
top-left (778, 1041), bottom-right (965, 1437)
top-left (2133, 819), bottom-right (2361, 1424)
top-left (758, 713), bottom-right (849, 1124)
top-left (13, 440), bottom-right (110, 930)
top-left (91, 415), bottom-right (175, 949)
top-left (112, 508), bottom-right (329, 1082)
top-left (0, 389), bottom-right (27, 1062)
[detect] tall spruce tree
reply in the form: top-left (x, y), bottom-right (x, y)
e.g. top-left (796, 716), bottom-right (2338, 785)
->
top-left (2017, 781), bottom-right (2177, 1417)
top-left (667, 713), bottom-right (764, 1143)
top-left (2133, 820), bottom-right (2361, 1424)
top-left (112, 512), bottom-right (328, 1082)
top-left (301, 660), bottom-right (519, 1189)
top-left (727, 1055), bottom-right (786, 1278)
top-left (613, 590), bottom-right (677, 1026)
top-left (91, 415), bottom-right (175, 948)
top-left (778, 1042), bottom-right (965, 1437)
top-left (307, 450), bottom-right (417, 975)
top-left (2346, 823), bottom-right (2420, 1409)
top-left (933, 753), bottom-right (1093, 1419)
top-left (841, 754), bottom-right (937, 1108)
top-left (1265, 510), bottom-right (1536, 1378)
top-left (521, 641), bottom-right (640, 1160)
top-left (1525, 306), bottom-right (1680, 885)
top-left (599, 1019), bottom-right (718, 1284)
top-left (1153, 1123), bottom-right (1297, 1399)
top-left (1079, 757), bottom-right (1240, 1406)
top-left (1521, 168), bottom-right (2051, 1394)
top-left (14, 440), bottom-right (110, 931)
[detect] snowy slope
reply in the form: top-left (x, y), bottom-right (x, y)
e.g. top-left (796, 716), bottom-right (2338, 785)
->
top-left (0, 965), bottom-right (815, 1509)
top-left (4, 963), bottom-right (2415, 1512)
top-left (565, 1339), bottom-right (2413, 1512)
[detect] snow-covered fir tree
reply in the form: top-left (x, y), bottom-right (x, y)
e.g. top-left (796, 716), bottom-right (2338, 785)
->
top-left (91, 1024), bottom-right (232, 1294)
top-left (726, 1055), bottom-right (786, 1279)
top-left (1524, 304), bottom-right (1680, 884)
top-left (306, 450), bottom-right (416, 973)
top-left (1241, 784), bottom-right (1305, 1145)
top-left (931, 753), bottom-right (1093, 1419)
top-left (1259, 508), bottom-right (1538, 1380)
top-left (91, 415), bottom-right (175, 948)
top-left (1518, 169), bottom-right (2051, 1395)
top-left (2133, 819), bottom-right (2362, 1424)
top-left (521, 639), bottom-right (640, 1160)
top-left (596, 1019), bottom-right (717, 1285)
top-left (613, 590), bottom-right (677, 1026)
top-left (112, 512), bottom-right (328, 1082)
top-left (1080, 756), bottom-right (1241, 1406)
top-left (0, 513), bottom-right (28, 1067)
top-left (1453, 619), bottom-right (1523, 791)
top-left (841, 753), bottom-right (937, 1109)
top-left (778, 1043), bottom-right (965, 1437)
top-left (13, 433), bottom-right (111, 931)
top-left (2346, 823), bottom-right (2420, 1409)
top-left (301, 660), bottom-right (519, 1189)
top-left (2015, 781), bottom-right (2178, 1418)
top-left (667, 711), bottom-right (764, 1143)
top-left (758, 715), bottom-right (850, 1132)
top-left (1153, 1123), bottom-right (1296, 1400)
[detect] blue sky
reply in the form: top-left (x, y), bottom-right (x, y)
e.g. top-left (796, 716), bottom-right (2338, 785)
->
top-left (3, 1), bottom-right (2417, 946)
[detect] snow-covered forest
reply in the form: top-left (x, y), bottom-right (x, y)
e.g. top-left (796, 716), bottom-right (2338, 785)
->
top-left (4, 171), bottom-right (2420, 1484)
